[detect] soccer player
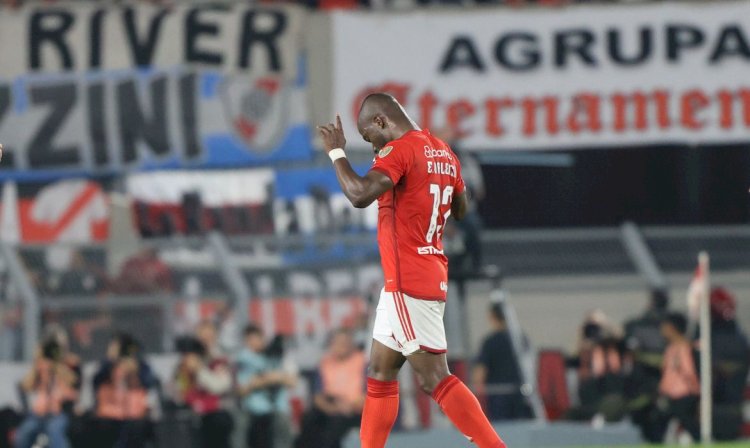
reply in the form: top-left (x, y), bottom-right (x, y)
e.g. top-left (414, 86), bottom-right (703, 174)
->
top-left (317, 93), bottom-right (506, 448)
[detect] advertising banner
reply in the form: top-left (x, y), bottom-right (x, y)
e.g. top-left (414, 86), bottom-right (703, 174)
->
top-left (0, 3), bottom-right (311, 181)
top-left (331, 3), bottom-right (750, 150)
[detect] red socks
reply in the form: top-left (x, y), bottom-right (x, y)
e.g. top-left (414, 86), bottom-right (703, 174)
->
top-left (360, 378), bottom-right (400, 448)
top-left (432, 375), bottom-right (506, 448)
top-left (361, 375), bottom-right (506, 448)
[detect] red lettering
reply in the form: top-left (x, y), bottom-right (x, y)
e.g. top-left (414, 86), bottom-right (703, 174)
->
top-left (717, 90), bottom-right (734, 129)
top-left (521, 96), bottom-right (559, 136)
top-left (741, 90), bottom-right (750, 127)
top-left (485, 98), bottom-right (515, 137)
top-left (612, 90), bottom-right (670, 132)
top-left (446, 99), bottom-right (476, 137)
top-left (567, 93), bottom-right (602, 134)
top-left (680, 89), bottom-right (710, 130)
top-left (418, 91), bottom-right (439, 130)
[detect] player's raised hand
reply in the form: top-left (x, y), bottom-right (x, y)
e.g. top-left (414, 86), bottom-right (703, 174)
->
top-left (317, 114), bottom-right (347, 153)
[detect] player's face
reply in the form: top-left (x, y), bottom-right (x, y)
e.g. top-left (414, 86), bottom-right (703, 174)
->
top-left (358, 118), bottom-right (389, 154)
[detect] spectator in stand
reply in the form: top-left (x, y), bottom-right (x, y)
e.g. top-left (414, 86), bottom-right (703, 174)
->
top-left (55, 250), bottom-right (108, 296)
top-left (472, 303), bottom-right (527, 420)
top-left (295, 329), bottom-right (366, 448)
top-left (113, 247), bottom-right (174, 294)
top-left (236, 324), bottom-right (298, 448)
top-left (0, 296), bottom-right (22, 361)
top-left (89, 333), bottom-right (157, 448)
top-left (623, 288), bottom-right (670, 434)
top-left (566, 310), bottom-right (625, 423)
top-left (648, 313), bottom-right (700, 443)
top-left (706, 287), bottom-right (750, 440)
top-left (172, 321), bottom-right (234, 448)
top-left (15, 325), bottom-right (80, 448)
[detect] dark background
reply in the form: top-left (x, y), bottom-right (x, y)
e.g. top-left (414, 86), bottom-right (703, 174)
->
top-left (478, 144), bottom-right (750, 227)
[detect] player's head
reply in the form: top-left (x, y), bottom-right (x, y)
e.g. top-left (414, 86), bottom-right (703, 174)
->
top-left (357, 93), bottom-right (415, 154)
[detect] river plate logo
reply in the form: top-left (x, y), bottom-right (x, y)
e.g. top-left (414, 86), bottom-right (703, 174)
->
top-left (221, 76), bottom-right (290, 153)
top-left (378, 145), bottom-right (393, 158)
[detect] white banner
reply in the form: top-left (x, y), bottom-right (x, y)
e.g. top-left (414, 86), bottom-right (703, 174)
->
top-left (331, 3), bottom-right (750, 150)
top-left (0, 3), bottom-right (305, 79)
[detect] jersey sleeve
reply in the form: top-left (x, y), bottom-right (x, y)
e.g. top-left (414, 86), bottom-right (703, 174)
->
top-left (369, 140), bottom-right (414, 186)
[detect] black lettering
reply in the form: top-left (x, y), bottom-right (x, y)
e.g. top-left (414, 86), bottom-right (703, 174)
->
top-left (555, 29), bottom-right (596, 68)
top-left (123, 7), bottom-right (169, 67)
top-left (440, 36), bottom-right (485, 73)
top-left (709, 25), bottom-right (750, 63)
top-left (179, 73), bottom-right (201, 159)
top-left (117, 76), bottom-right (170, 163)
top-left (608, 27), bottom-right (652, 66)
top-left (185, 5), bottom-right (228, 65)
top-left (87, 82), bottom-right (108, 166)
top-left (29, 10), bottom-right (75, 70)
top-left (494, 32), bottom-right (539, 72)
top-left (28, 83), bottom-right (80, 168)
top-left (89, 9), bottom-right (106, 69)
top-left (666, 25), bottom-right (705, 62)
top-left (239, 10), bottom-right (287, 71)
top-left (0, 84), bottom-right (14, 169)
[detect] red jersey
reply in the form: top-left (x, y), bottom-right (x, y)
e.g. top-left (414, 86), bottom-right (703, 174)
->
top-left (370, 129), bottom-right (465, 301)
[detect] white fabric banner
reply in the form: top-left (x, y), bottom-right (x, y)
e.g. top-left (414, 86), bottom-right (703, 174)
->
top-left (331, 3), bottom-right (750, 150)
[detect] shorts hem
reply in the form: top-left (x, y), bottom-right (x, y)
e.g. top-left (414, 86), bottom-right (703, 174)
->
top-left (419, 345), bottom-right (447, 354)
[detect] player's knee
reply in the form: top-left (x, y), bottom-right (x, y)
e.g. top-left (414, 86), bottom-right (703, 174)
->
top-left (367, 362), bottom-right (400, 382)
top-left (415, 369), bottom-right (450, 396)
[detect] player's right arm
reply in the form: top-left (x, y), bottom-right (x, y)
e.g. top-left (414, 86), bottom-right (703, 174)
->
top-left (332, 160), bottom-right (393, 208)
top-left (318, 115), bottom-right (394, 208)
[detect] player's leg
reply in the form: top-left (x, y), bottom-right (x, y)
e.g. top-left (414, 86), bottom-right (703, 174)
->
top-left (396, 294), bottom-right (505, 448)
top-left (407, 351), bottom-right (505, 448)
top-left (361, 341), bottom-right (406, 448)
top-left (361, 290), bottom-right (408, 448)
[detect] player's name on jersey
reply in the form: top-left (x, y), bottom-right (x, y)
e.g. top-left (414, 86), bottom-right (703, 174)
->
top-left (427, 161), bottom-right (458, 178)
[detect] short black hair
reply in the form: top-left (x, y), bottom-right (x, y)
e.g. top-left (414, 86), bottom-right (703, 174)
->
top-left (489, 303), bottom-right (506, 322)
top-left (651, 289), bottom-right (670, 311)
top-left (243, 323), bottom-right (263, 337)
top-left (663, 312), bottom-right (687, 335)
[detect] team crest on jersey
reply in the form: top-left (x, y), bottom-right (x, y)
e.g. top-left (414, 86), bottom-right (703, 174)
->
top-left (378, 146), bottom-right (393, 158)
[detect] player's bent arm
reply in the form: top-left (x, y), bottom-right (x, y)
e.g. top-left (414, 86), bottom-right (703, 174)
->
top-left (451, 191), bottom-right (469, 221)
top-left (333, 159), bottom-right (394, 208)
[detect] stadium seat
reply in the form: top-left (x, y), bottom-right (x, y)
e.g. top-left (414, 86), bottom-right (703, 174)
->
top-left (537, 350), bottom-right (571, 421)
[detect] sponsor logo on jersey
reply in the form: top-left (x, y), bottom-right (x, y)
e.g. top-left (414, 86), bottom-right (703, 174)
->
top-left (423, 146), bottom-right (453, 160)
top-left (440, 281), bottom-right (448, 292)
top-left (378, 145), bottom-right (393, 158)
top-left (417, 245), bottom-right (444, 255)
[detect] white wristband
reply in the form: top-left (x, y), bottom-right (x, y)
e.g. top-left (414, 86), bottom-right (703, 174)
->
top-left (328, 148), bottom-right (346, 163)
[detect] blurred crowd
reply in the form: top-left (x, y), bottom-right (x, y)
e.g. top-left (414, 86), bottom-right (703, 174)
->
top-left (563, 287), bottom-right (750, 443)
top-left (0, 319), bottom-right (370, 448)
top-left (0, 283), bottom-right (748, 447)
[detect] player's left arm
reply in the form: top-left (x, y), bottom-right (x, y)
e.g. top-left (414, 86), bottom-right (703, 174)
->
top-left (451, 191), bottom-right (468, 221)
top-left (318, 115), bottom-right (393, 208)
top-left (451, 160), bottom-right (469, 221)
